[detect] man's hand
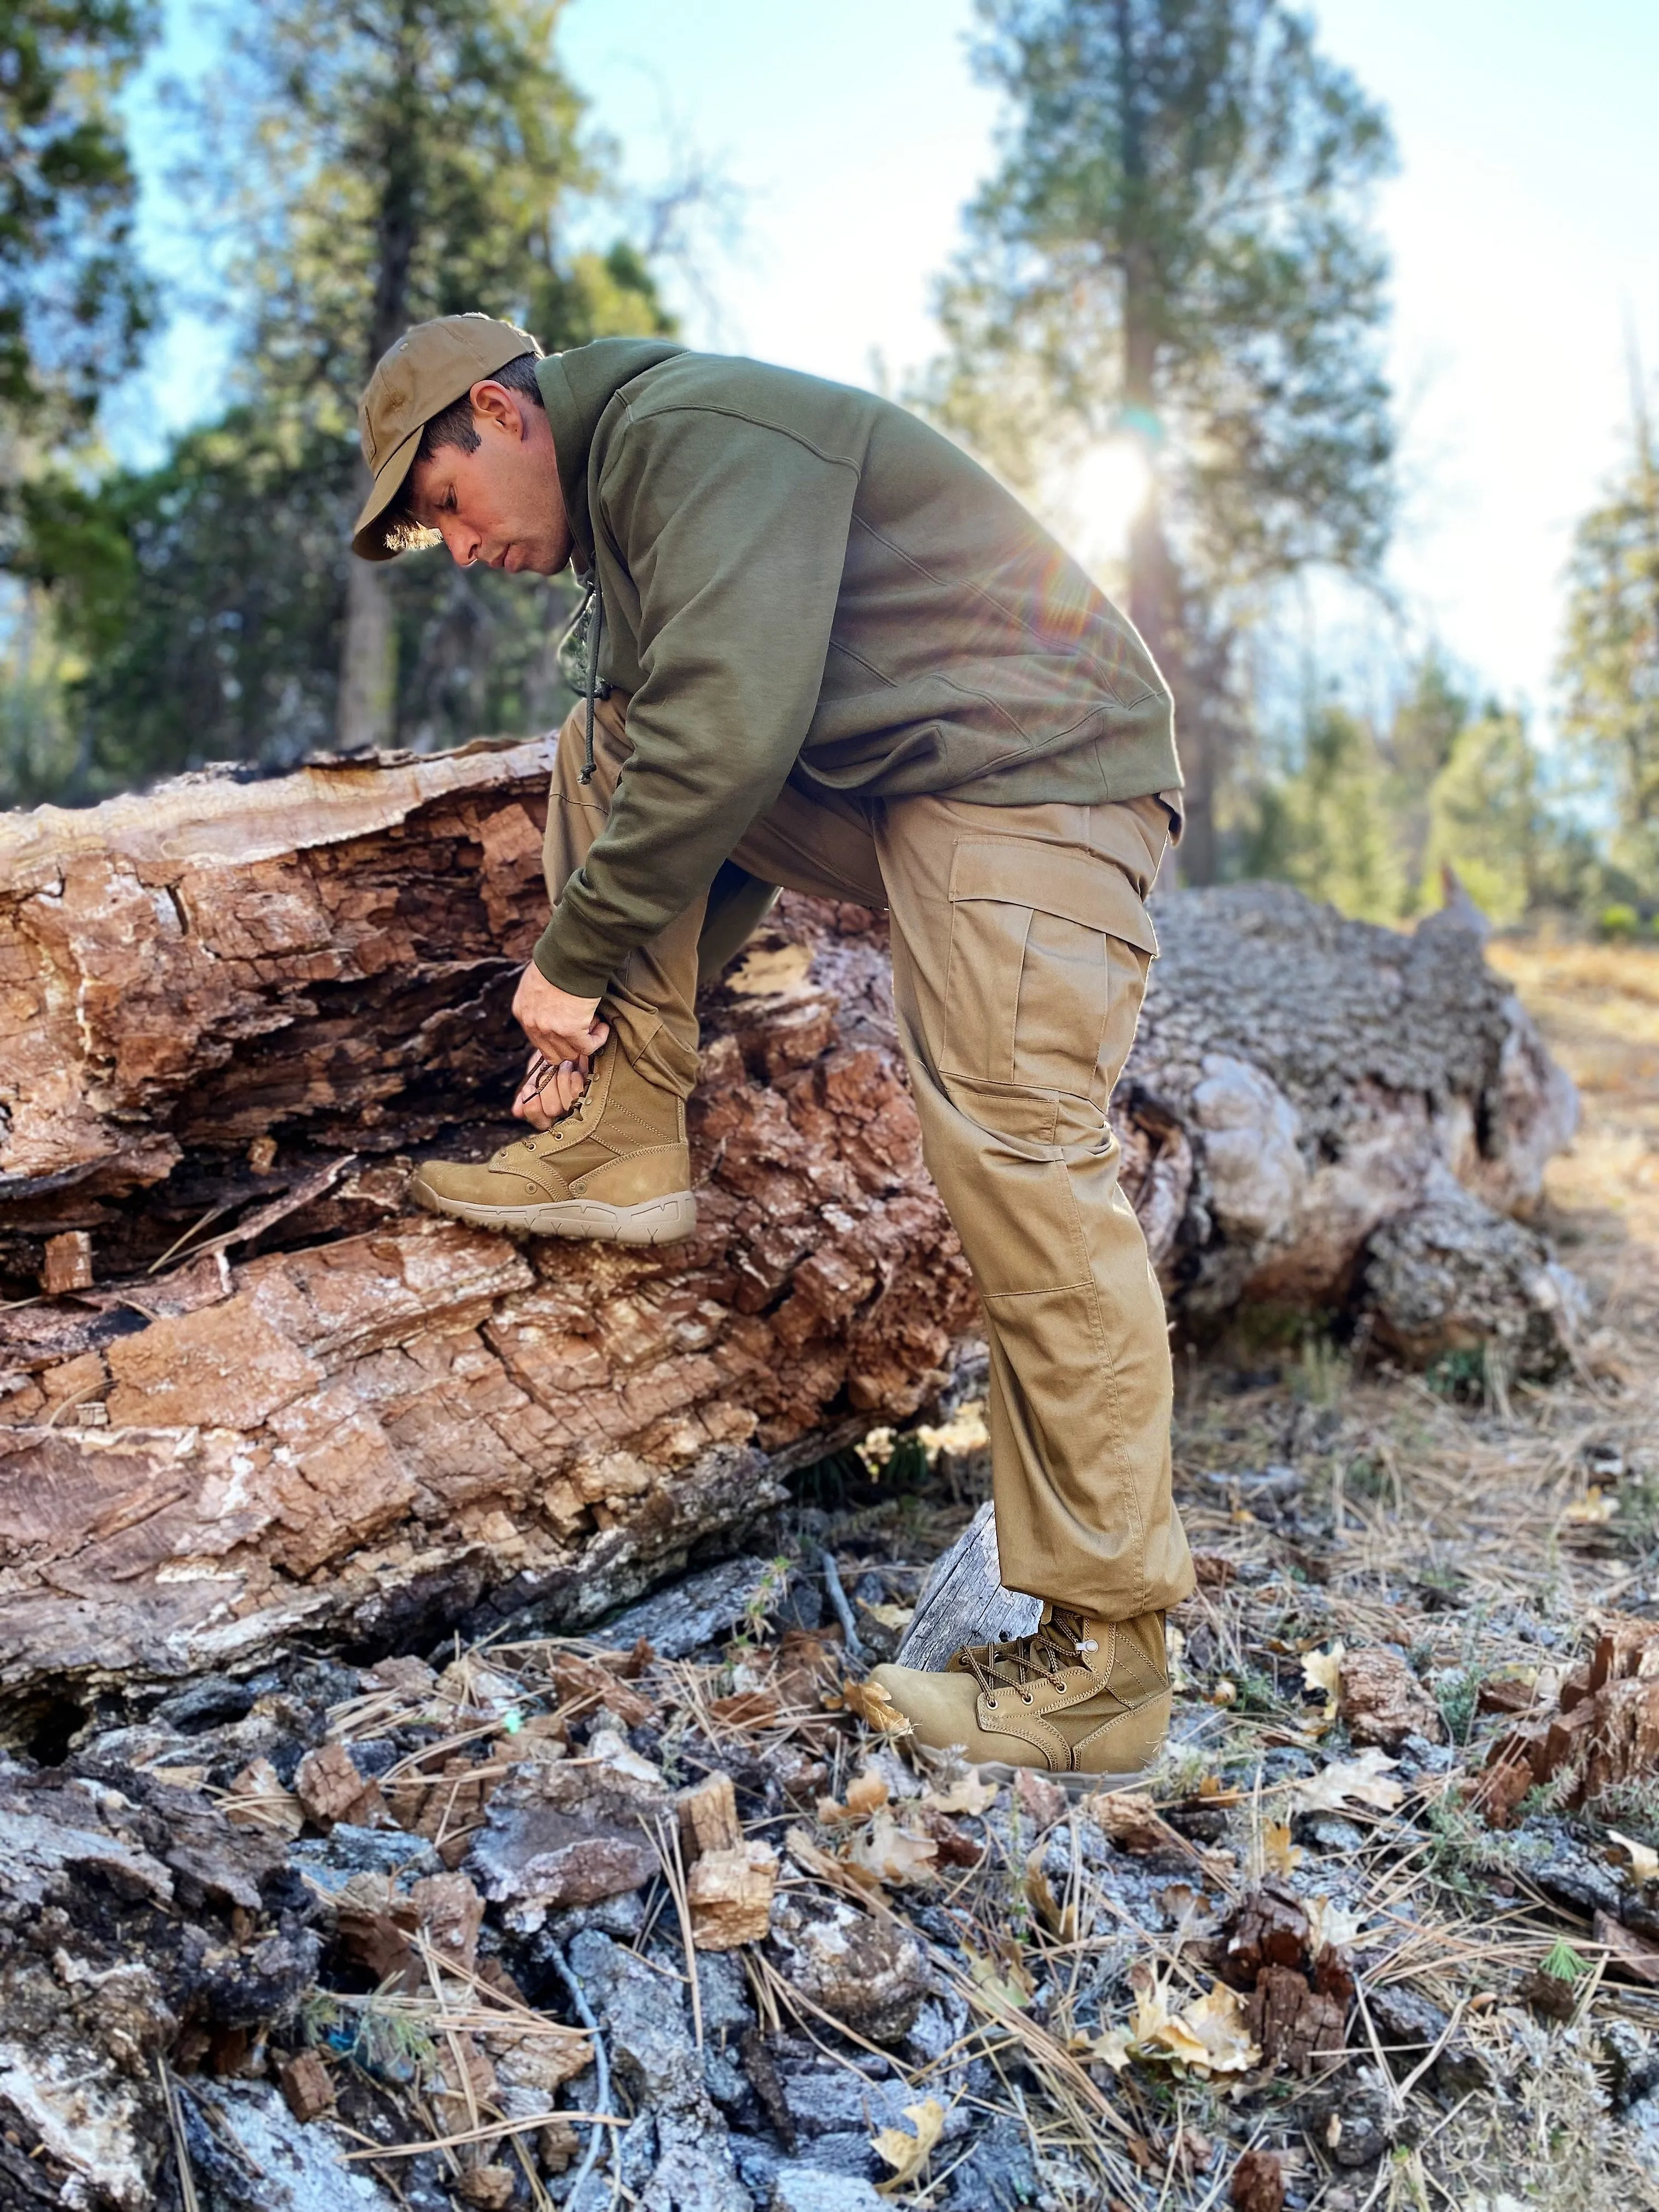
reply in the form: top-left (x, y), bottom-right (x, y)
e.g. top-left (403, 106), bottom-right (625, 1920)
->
top-left (514, 1051), bottom-right (590, 1130)
top-left (512, 962), bottom-right (608, 1064)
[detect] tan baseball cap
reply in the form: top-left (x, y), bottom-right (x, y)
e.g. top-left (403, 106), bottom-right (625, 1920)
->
top-left (350, 312), bottom-right (539, 561)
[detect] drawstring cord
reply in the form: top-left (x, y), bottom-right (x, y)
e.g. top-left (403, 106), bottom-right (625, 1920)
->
top-left (579, 573), bottom-right (605, 786)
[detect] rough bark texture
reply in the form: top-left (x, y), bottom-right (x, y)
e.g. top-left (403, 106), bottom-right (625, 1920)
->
top-left (1, 745), bottom-right (1577, 1715)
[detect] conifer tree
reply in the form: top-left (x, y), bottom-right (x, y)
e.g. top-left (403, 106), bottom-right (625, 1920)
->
top-left (1558, 377), bottom-right (1659, 898)
top-left (925, 0), bottom-right (1395, 881)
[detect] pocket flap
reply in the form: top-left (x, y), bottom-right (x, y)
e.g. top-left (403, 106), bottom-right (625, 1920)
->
top-left (948, 838), bottom-right (1159, 956)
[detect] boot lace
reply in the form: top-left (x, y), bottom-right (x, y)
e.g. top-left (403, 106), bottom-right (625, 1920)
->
top-left (960, 1609), bottom-right (1100, 1705)
top-left (524, 1051), bottom-right (597, 1137)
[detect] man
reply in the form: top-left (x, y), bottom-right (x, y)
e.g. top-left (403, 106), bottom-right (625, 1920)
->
top-left (351, 311), bottom-right (1194, 1786)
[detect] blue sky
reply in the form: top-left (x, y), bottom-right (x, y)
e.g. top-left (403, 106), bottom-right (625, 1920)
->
top-left (126, 0), bottom-right (1659, 732)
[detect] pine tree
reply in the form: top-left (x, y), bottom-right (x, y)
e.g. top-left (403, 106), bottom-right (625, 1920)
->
top-left (18, 0), bottom-right (673, 794)
top-left (0, 2), bottom-right (158, 458)
top-left (1558, 375), bottom-right (1659, 898)
top-left (923, 0), bottom-right (1395, 881)
top-left (216, 0), bottom-right (670, 751)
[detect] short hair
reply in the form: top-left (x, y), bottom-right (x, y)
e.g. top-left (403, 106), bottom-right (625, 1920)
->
top-left (381, 348), bottom-right (546, 551)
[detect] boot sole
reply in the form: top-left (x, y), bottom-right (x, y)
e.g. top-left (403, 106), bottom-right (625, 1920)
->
top-left (412, 1181), bottom-right (697, 1246)
top-left (973, 1759), bottom-right (1155, 1799)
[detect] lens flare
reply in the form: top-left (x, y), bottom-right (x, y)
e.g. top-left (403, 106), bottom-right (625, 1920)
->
top-left (1072, 439), bottom-right (1154, 562)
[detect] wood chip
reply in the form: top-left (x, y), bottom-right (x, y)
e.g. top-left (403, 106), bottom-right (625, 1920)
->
top-left (1594, 1909), bottom-right (1659, 1987)
top-left (1014, 1768), bottom-right (1067, 1831)
top-left (1338, 1646), bottom-right (1443, 1748)
top-left (279, 2049), bottom-right (334, 2123)
top-left (687, 1840), bottom-right (778, 1948)
top-left (1230, 2147), bottom-right (1285, 2212)
top-left (679, 1770), bottom-right (743, 1857)
top-left (549, 1651), bottom-right (656, 1726)
top-left (294, 1743), bottom-right (387, 1830)
top-left (1084, 1789), bottom-right (1182, 1853)
top-left (709, 1689), bottom-right (780, 1728)
top-left (411, 1870), bottom-right (484, 1968)
top-left (223, 1756), bottom-right (304, 1839)
top-left (42, 1232), bottom-right (93, 1296)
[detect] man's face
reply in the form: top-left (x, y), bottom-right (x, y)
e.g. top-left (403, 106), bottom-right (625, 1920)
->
top-left (405, 380), bottom-right (572, 576)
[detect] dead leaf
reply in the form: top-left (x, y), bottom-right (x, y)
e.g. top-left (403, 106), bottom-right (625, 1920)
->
top-left (1025, 1860), bottom-right (1077, 1940)
top-left (1301, 1643), bottom-right (1344, 1736)
top-left (1609, 1829), bottom-right (1659, 1884)
top-left (1565, 1486), bottom-right (1617, 1525)
top-left (871, 2095), bottom-right (946, 2186)
top-left (859, 1600), bottom-right (915, 1633)
top-left (844, 1805), bottom-right (938, 1886)
top-left (1149, 1981), bottom-right (1259, 2075)
top-left (1290, 1748), bottom-right (1404, 1817)
top-left (962, 1939), bottom-right (1034, 2010)
top-left (839, 1678), bottom-right (914, 1737)
top-left (1301, 1644), bottom-right (1345, 1703)
top-left (1262, 1820), bottom-right (1303, 1877)
top-left (1304, 1895), bottom-right (1364, 1952)
top-left (817, 1769), bottom-right (890, 1826)
top-left (1090, 1976), bottom-right (1260, 2079)
top-left (921, 1771), bottom-right (999, 1817)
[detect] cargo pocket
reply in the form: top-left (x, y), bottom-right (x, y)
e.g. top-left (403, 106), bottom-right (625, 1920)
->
top-left (940, 837), bottom-right (1158, 1098)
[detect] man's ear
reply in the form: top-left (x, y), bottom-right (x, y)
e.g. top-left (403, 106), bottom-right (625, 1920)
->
top-left (469, 379), bottom-right (526, 438)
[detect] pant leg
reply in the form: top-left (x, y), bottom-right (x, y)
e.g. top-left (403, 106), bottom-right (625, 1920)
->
top-left (871, 790), bottom-right (1194, 1621)
top-left (541, 691), bottom-right (705, 1094)
top-left (541, 697), bottom-right (887, 1093)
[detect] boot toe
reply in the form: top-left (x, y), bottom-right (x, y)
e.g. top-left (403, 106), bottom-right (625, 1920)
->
top-left (411, 1158), bottom-right (533, 1212)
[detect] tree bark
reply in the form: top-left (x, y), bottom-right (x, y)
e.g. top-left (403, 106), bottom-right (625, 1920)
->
top-left (336, 532), bottom-right (399, 751)
top-left (334, 4), bottom-right (423, 751)
top-left (0, 747), bottom-right (1577, 1716)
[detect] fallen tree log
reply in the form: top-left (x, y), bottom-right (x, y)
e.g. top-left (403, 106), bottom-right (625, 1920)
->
top-left (0, 744), bottom-right (1578, 1719)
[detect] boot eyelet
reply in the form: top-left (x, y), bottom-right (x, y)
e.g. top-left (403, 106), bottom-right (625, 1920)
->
top-left (986, 1695), bottom-right (998, 1710)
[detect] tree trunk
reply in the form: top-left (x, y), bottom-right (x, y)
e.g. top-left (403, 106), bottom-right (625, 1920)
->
top-left (0, 746), bottom-right (1578, 1718)
top-left (335, 8), bottom-right (423, 751)
top-left (336, 526), bottom-right (399, 749)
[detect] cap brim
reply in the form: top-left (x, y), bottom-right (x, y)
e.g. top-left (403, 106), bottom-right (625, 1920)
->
top-left (350, 422), bottom-right (427, 562)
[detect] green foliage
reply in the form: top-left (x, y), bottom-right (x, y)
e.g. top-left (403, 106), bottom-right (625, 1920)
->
top-left (210, 0), bottom-right (672, 424)
top-left (1420, 705), bottom-right (1540, 927)
top-left (921, 0), bottom-right (1396, 877)
top-left (19, 411), bottom-right (586, 790)
top-left (1538, 1936), bottom-right (1590, 1985)
top-left (1236, 646), bottom-right (1611, 928)
top-left (0, 588), bottom-right (79, 805)
top-left (1242, 702), bottom-right (1403, 921)
top-left (0, 2), bottom-right (159, 448)
top-left (12, 0), bottom-right (674, 794)
top-left (1558, 386), bottom-right (1659, 899)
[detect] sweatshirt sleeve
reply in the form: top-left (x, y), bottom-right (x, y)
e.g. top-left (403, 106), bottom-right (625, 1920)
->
top-left (532, 404), bottom-right (859, 996)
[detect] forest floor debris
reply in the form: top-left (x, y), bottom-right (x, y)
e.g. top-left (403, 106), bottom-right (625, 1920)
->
top-left (3, 938), bottom-right (1659, 2210)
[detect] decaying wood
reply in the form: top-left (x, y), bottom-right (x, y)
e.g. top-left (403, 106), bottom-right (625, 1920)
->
top-left (1472, 1615), bottom-right (1659, 1820)
top-left (0, 745), bottom-right (1579, 1714)
top-left (894, 1501), bottom-right (1040, 1671)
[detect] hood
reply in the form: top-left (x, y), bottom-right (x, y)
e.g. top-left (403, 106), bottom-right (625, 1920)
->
top-left (536, 338), bottom-right (686, 568)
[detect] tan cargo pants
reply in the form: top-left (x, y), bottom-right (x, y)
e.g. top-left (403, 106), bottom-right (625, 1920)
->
top-left (542, 693), bottom-right (1194, 1621)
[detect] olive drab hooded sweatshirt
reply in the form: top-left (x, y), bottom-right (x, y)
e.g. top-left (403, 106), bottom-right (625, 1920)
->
top-left (531, 338), bottom-right (1182, 997)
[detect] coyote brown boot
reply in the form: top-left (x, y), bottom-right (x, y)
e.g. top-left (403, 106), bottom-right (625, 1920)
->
top-left (867, 1605), bottom-right (1170, 1792)
top-left (410, 1042), bottom-right (696, 1245)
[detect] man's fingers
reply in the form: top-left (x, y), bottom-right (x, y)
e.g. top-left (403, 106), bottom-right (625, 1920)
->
top-left (512, 1052), bottom-right (590, 1127)
top-left (518, 1018), bottom-right (610, 1064)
